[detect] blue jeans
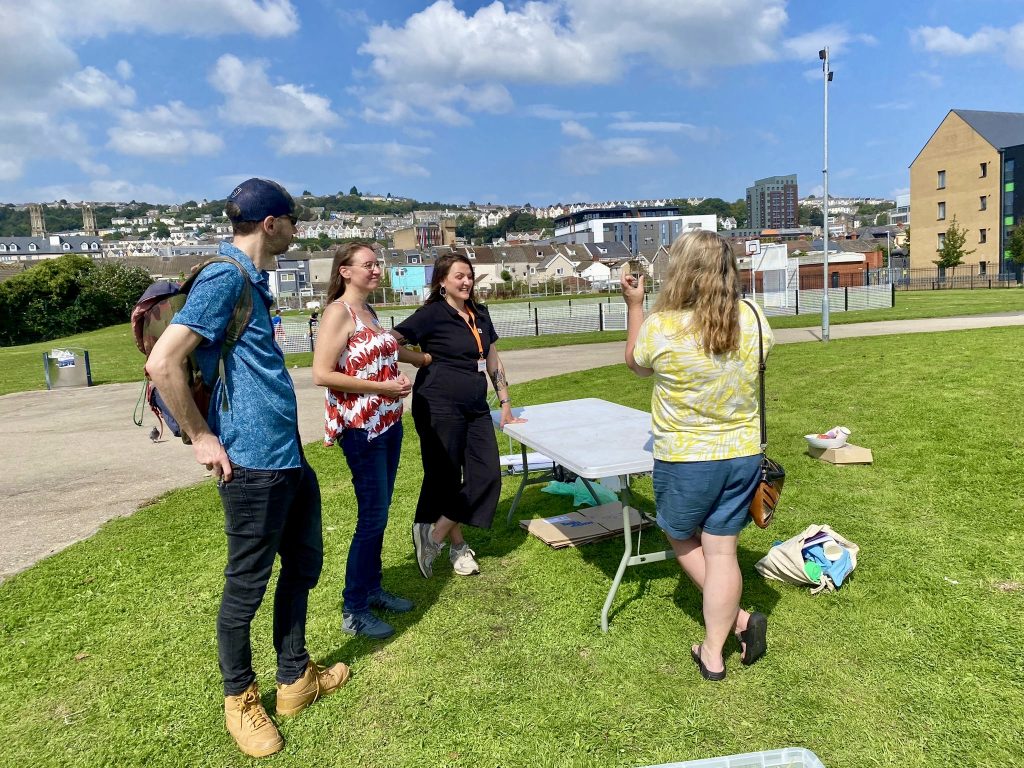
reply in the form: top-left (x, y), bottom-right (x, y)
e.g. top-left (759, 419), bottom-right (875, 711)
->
top-left (216, 460), bottom-right (323, 696)
top-left (339, 423), bottom-right (403, 612)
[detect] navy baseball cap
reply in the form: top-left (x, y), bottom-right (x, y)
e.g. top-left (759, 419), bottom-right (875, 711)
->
top-left (226, 178), bottom-right (308, 222)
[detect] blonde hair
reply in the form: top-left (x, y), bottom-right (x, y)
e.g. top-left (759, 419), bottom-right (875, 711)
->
top-left (651, 230), bottom-right (741, 356)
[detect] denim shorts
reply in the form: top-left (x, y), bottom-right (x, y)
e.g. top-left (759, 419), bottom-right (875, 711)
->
top-left (653, 454), bottom-right (762, 540)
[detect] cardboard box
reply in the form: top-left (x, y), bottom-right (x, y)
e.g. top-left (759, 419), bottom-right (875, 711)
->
top-left (808, 442), bottom-right (873, 465)
top-left (582, 502), bottom-right (645, 534)
top-left (519, 502), bottom-right (651, 548)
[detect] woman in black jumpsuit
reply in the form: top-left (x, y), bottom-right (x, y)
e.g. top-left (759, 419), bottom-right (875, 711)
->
top-left (392, 254), bottom-right (523, 578)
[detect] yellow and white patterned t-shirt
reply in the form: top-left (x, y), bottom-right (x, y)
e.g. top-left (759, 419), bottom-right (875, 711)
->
top-left (633, 301), bottom-right (774, 462)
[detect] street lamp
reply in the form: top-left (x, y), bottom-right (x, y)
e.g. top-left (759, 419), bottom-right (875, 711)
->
top-left (819, 46), bottom-right (833, 342)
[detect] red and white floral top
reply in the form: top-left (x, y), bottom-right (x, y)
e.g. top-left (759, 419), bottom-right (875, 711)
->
top-left (323, 301), bottom-right (403, 444)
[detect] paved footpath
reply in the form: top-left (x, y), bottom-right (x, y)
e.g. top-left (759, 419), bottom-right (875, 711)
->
top-left (2, 311), bottom-right (1023, 580)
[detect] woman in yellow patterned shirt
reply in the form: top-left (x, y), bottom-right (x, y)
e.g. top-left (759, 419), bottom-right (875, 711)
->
top-left (622, 230), bottom-right (774, 682)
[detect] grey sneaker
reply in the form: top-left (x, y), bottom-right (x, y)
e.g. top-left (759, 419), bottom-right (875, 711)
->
top-left (341, 610), bottom-right (394, 639)
top-left (413, 523), bottom-right (446, 578)
top-left (368, 589), bottom-right (414, 613)
top-left (450, 543), bottom-right (480, 575)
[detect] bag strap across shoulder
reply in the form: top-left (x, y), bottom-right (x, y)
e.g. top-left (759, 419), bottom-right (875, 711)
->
top-left (741, 299), bottom-right (768, 451)
top-left (181, 256), bottom-right (254, 412)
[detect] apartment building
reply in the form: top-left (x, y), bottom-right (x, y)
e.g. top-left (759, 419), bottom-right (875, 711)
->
top-left (746, 175), bottom-right (798, 229)
top-left (910, 109), bottom-right (1024, 275)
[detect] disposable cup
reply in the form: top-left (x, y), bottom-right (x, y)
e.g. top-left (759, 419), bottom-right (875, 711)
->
top-left (823, 541), bottom-right (844, 561)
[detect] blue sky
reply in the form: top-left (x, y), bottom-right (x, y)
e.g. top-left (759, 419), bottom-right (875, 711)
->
top-left (2, 0), bottom-right (1023, 206)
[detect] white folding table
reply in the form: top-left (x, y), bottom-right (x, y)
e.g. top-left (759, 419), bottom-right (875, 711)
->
top-left (492, 398), bottom-right (673, 632)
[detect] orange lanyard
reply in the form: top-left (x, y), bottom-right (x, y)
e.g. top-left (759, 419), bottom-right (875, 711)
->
top-left (459, 305), bottom-right (485, 359)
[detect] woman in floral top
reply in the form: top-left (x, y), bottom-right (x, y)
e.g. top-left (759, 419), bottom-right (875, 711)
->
top-left (622, 230), bottom-right (773, 682)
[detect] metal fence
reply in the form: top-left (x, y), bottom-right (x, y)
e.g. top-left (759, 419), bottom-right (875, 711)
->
top-left (885, 267), bottom-right (1021, 291)
top-left (275, 282), bottom-right (895, 351)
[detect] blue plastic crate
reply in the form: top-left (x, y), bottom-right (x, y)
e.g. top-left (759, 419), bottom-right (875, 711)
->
top-left (644, 747), bottom-right (825, 768)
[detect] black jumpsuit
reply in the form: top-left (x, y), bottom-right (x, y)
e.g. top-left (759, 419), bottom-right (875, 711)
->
top-left (394, 300), bottom-right (501, 529)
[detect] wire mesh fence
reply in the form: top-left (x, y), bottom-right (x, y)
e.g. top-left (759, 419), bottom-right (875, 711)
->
top-left (276, 282), bottom-right (895, 352)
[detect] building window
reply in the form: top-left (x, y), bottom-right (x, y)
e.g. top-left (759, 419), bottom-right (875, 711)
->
top-left (937, 170), bottom-right (946, 189)
top-left (937, 202), bottom-right (946, 220)
top-left (980, 229), bottom-right (987, 244)
top-left (937, 232), bottom-right (946, 250)
top-left (979, 261), bottom-right (987, 275)
top-left (980, 195), bottom-right (987, 210)
top-left (980, 162), bottom-right (988, 178)
top-left (1006, 158), bottom-right (1015, 182)
top-left (556, 267), bottom-right (564, 275)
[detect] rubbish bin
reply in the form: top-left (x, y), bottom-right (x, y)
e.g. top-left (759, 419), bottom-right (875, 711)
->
top-left (42, 347), bottom-right (93, 390)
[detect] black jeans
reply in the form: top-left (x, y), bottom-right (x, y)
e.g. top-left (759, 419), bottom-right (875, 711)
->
top-left (216, 460), bottom-right (323, 696)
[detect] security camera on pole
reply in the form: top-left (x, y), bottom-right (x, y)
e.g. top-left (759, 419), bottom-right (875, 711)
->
top-left (819, 46), bottom-right (833, 342)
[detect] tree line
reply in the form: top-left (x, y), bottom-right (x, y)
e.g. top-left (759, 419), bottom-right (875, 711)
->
top-left (0, 255), bottom-right (153, 346)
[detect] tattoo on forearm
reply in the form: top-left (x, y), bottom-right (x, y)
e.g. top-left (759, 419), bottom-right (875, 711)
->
top-left (490, 368), bottom-right (508, 391)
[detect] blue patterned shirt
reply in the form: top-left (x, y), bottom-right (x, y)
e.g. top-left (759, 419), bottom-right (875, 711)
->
top-left (171, 241), bottom-right (301, 469)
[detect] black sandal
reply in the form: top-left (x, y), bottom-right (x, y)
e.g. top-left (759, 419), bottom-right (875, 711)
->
top-left (737, 611), bottom-right (767, 666)
top-left (691, 645), bottom-right (726, 681)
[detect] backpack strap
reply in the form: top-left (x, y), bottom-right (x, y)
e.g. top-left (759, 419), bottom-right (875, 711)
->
top-left (182, 256), bottom-right (254, 412)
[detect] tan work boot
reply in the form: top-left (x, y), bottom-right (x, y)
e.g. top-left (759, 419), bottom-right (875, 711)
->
top-left (224, 682), bottom-right (284, 758)
top-left (276, 660), bottom-right (351, 717)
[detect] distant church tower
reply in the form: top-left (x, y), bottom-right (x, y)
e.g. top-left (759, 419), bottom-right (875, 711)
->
top-left (82, 205), bottom-right (98, 236)
top-left (29, 204), bottom-right (46, 237)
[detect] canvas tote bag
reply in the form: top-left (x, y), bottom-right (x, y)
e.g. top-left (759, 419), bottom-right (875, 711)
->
top-left (755, 524), bottom-right (860, 591)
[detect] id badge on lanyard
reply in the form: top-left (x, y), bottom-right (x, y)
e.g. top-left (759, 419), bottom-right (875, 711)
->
top-left (462, 306), bottom-right (487, 374)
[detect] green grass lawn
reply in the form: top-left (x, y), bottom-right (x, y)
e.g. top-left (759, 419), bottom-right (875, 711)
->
top-left (2, 288), bottom-right (1022, 396)
top-left (1, 327), bottom-right (1022, 767)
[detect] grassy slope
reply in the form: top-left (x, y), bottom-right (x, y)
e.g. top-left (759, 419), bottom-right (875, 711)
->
top-left (1, 327), bottom-right (1022, 767)
top-left (1, 289), bottom-right (1021, 396)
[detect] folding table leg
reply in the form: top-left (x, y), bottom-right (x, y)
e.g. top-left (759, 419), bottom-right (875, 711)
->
top-left (601, 497), bottom-right (634, 633)
top-left (506, 444), bottom-right (531, 524)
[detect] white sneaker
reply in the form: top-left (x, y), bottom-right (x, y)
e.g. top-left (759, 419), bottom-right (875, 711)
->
top-left (450, 543), bottom-right (480, 575)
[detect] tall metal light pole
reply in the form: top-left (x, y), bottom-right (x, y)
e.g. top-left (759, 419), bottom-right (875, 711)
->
top-left (819, 46), bottom-right (833, 341)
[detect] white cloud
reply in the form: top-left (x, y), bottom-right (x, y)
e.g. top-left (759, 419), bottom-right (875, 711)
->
top-left (278, 133), bottom-right (335, 155)
top-left (912, 23), bottom-right (1018, 55)
top-left (610, 121), bottom-right (718, 142)
top-left (341, 142), bottom-right (432, 178)
top-left (915, 71), bottom-right (943, 88)
top-left (29, 179), bottom-right (182, 204)
top-left (356, 1), bottom-right (876, 125)
top-left (108, 101), bottom-right (224, 157)
top-left (0, 0), bottom-right (300, 186)
top-left (782, 24), bottom-right (877, 59)
top-left (561, 121), bottom-right (593, 141)
top-left (562, 138), bottom-right (675, 175)
top-left (210, 54), bottom-right (342, 152)
top-left (526, 105), bottom-right (598, 121)
top-left (57, 67), bottom-right (136, 109)
top-left (0, 110), bottom-right (101, 180)
top-left (59, 0), bottom-right (299, 39)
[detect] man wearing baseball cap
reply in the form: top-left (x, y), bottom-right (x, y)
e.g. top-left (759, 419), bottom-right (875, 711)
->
top-left (147, 178), bottom-right (346, 757)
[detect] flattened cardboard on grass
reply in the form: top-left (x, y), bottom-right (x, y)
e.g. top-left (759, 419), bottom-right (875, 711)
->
top-left (520, 502), bottom-right (649, 548)
top-left (808, 443), bottom-right (874, 465)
